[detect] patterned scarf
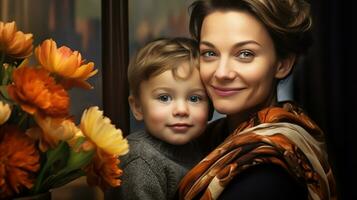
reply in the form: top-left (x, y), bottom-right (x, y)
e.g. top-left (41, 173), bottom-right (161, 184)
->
top-left (177, 102), bottom-right (337, 200)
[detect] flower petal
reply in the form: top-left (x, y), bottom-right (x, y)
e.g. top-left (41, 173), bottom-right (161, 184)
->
top-left (80, 106), bottom-right (129, 156)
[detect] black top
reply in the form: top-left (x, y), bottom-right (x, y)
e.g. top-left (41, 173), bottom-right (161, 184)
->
top-left (218, 164), bottom-right (308, 200)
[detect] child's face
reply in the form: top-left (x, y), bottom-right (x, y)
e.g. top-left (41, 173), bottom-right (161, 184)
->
top-left (130, 62), bottom-right (209, 145)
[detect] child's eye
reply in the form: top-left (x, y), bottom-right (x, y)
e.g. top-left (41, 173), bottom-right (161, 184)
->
top-left (158, 94), bottom-right (172, 102)
top-left (189, 95), bottom-right (202, 103)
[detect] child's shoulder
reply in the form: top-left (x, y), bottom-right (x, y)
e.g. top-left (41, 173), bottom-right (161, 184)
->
top-left (120, 130), bottom-right (166, 167)
top-left (126, 130), bottom-right (150, 141)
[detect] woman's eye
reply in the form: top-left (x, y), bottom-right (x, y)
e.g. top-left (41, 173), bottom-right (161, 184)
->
top-left (189, 95), bottom-right (202, 103)
top-left (158, 95), bottom-right (172, 102)
top-left (201, 51), bottom-right (216, 57)
top-left (237, 50), bottom-right (254, 61)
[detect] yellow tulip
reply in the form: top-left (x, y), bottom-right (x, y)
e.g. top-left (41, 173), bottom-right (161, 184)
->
top-left (80, 106), bottom-right (128, 156)
top-left (0, 101), bottom-right (11, 125)
top-left (0, 21), bottom-right (33, 59)
top-left (34, 39), bottom-right (98, 89)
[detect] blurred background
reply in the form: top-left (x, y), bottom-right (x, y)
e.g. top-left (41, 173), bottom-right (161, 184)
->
top-left (0, 0), bottom-right (102, 122)
top-left (1, 0), bottom-right (355, 199)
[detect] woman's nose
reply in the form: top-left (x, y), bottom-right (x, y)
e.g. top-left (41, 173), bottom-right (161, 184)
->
top-left (172, 100), bottom-right (189, 117)
top-left (214, 57), bottom-right (237, 80)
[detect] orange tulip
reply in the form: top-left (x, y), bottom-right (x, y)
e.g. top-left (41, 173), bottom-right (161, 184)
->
top-left (35, 39), bottom-right (98, 89)
top-left (0, 21), bottom-right (33, 59)
top-left (85, 149), bottom-right (123, 190)
top-left (7, 66), bottom-right (69, 117)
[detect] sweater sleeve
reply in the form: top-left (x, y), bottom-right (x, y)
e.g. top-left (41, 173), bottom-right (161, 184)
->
top-left (218, 164), bottom-right (308, 200)
top-left (106, 158), bottom-right (166, 200)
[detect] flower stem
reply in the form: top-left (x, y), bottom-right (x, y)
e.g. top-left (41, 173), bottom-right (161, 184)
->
top-left (0, 52), bottom-right (5, 64)
top-left (18, 112), bottom-right (28, 129)
top-left (0, 52), bottom-right (5, 81)
top-left (32, 159), bottom-right (50, 194)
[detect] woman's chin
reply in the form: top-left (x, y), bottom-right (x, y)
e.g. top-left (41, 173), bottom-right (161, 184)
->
top-left (214, 104), bottom-right (241, 115)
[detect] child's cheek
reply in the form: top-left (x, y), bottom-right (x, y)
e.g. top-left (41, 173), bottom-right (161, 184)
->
top-left (147, 109), bottom-right (169, 124)
top-left (192, 105), bottom-right (209, 125)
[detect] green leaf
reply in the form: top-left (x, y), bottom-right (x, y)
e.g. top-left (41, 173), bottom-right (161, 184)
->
top-left (51, 170), bottom-right (85, 188)
top-left (42, 169), bottom-right (85, 191)
top-left (46, 142), bottom-right (71, 169)
top-left (0, 85), bottom-right (10, 100)
top-left (0, 52), bottom-right (5, 80)
top-left (2, 64), bottom-right (14, 85)
top-left (31, 142), bottom-right (70, 194)
top-left (65, 138), bottom-right (95, 172)
top-left (32, 139), bottom-right (95, 194)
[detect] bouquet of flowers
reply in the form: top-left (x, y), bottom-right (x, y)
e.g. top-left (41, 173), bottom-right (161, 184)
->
top-left (0, 21), bottom-right (129, 199)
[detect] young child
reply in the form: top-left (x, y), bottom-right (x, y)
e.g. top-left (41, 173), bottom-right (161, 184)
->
top-left (107, 38), bottom-right (210, 200)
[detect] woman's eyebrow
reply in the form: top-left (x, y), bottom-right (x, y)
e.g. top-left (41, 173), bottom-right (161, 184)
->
top-left (200, 40), bottom-right (262, 48)
top-left (233, 40), bottom-right (262, 48)
top-left (199, 41), bottom-right (215, 48)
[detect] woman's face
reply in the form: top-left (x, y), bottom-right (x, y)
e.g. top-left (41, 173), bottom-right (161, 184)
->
top-left (199, 11), bottom-right (285, 116)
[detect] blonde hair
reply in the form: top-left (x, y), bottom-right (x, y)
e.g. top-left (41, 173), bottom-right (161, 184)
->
top-left (128, 37), bottom-right (199, 97)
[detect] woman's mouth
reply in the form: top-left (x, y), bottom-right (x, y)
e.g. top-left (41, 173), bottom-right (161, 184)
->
top-left (211, 85), bottom-right (245, 97)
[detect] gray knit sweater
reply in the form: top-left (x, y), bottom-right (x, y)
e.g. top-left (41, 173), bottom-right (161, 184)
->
top-left (105, 130), bottom-right (203, 200)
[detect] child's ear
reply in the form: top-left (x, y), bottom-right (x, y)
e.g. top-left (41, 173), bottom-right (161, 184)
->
top-left (275, 54), bottom-right (296, 79)
top-left (128, 95), bottom-right (144, 120)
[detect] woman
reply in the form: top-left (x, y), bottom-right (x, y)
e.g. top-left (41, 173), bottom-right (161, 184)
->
top-left (177, 0), bottom-right (337, 199)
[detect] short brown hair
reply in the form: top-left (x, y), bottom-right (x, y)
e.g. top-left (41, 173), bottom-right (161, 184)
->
top-left (128, 37), bottom-right (199, 97)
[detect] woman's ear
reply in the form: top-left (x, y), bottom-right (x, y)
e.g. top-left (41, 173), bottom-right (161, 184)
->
top-left (275, 54), bottom-right (296, 79)
top-left (128, 95), bottom-right (144, 121)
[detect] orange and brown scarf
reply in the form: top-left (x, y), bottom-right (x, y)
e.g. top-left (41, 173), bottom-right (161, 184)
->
top-left (177, 102), bottom-right (336, 200)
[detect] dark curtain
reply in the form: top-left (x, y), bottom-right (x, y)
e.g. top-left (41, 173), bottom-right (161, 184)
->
top-left (102, 0), bottom-right (130, 135)
top-left (294, 1), bottom-right (356, 199)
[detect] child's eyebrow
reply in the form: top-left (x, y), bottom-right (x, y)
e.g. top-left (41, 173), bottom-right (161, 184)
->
top-left (152, 87), bottom-right (174, 93)
top-left (151, 87), bottom-right (206, 94)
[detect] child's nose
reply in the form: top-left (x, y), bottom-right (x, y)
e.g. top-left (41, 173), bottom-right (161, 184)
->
top-left (172, 101), bottom-right (189, 117)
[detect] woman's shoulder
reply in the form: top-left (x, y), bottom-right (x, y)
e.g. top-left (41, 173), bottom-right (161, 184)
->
top-left (260, 101), bottom-right (325, 142)
top-left (219, 164), bottom-right (307, 200)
